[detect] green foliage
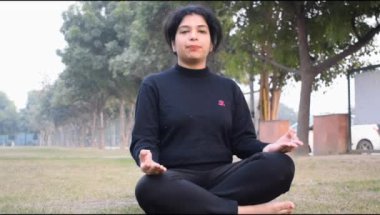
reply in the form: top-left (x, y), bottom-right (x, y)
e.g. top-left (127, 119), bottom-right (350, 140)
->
top-left (304, 1), bottom-right (380, 90)
top-left (218, 1), bottom-right (380, 88)
top-left (113, 2), bottom-right (177, 79)
top-left (13, 1), bottom-right (380, 148)
top-left (0, 92), bottom-right (18, 135)
top-left (218, 1), bottom-right (298, 87)
top-left (58, 3), bottom-right (109, 104)
top-left (21, 2), bottom-right (185, 141)
top-left (57, 1), bottom-right (132, 126)
top-left (56, 2), bottom-right (177, 114)
top-left (17, 92), bottom-right (38, 133)
top-left (211, 1), bottom-right (380, 151)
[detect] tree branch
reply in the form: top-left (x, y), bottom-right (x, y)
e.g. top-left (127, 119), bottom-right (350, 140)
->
top-left (248, 46), bottom-right (300, 76)
top-left (315, 24), bottom-right (380, 73)
top-left (348, 64), bottom-right (380, 74)
top-left (351, 14), bottom-right (362, 40)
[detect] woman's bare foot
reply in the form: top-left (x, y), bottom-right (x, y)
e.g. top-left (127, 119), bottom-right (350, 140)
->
top-left (238, 201), bottom-right (295, 214)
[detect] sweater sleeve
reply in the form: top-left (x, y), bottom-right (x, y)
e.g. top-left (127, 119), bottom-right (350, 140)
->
top-left (129, 77), bottom-right (160, 166)
top-left (230, 82), bottom-right (268, 159)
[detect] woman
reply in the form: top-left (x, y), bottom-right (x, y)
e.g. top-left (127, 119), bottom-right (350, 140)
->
top-left (130, 4), bottom-right (303, 214)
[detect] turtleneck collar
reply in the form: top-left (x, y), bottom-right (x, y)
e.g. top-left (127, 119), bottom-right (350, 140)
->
top-left (174, 64), bottom-right (211, 78)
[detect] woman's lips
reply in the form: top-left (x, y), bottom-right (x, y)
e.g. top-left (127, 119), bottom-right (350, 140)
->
top-left (187, 45), bottom-right (202, 51)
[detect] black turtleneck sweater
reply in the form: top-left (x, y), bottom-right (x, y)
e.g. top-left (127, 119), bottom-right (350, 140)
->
top-left (130, 64), bottom-right (268, 170)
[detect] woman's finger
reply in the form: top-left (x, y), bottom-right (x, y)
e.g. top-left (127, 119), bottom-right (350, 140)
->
top-left (139, 149), bottom-right (152, 163)
top-left (144, 162), bottom-right (167, 175)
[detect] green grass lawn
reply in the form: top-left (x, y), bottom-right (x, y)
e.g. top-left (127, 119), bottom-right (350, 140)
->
top-left (1, 147), bottom-right (379, 214)
top-left (0, 147), bottom-right (144, 214)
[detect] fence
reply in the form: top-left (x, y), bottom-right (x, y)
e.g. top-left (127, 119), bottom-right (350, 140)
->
top-left (0, 133), bottom-right (39, 146)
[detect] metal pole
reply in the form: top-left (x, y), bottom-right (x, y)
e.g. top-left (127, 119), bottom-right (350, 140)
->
top-left (347, 71), bottom-right (352, 153)
top-left (249, 75), bottom-right (255, 119)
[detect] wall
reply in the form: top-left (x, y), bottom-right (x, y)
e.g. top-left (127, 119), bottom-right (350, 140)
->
top-left (354, 70), bottom-right (380, 125)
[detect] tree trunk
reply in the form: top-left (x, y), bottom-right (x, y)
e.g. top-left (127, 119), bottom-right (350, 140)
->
top-left (295, 71), bottom-right (314, 155)
top-left (119, 98), bottom-right (127, 150)
top-left (249, 74), bottom-right (255, 119)
top-left (259, 70), bottom-right (270, 121)
top-left (39, 130), bottom-right (45, 146)
top-left (125, 104), bottom-right (135, 147)
top-left (91, 110), bottom-right (97, 148)
top-left (270, 89), bottom-right (281, 120)
top-left (294, 2), bottom-right (314, 155)
top-left (259, 70), bottom-right (283, 121)
top-left (80, 125), bottom-right (85, 147)
top-left (59, 127), bottom-right (65, 147)
top-left (47, 130), bottom-right (52, 147)
top-left (99, 110), bottom-right (105, 149)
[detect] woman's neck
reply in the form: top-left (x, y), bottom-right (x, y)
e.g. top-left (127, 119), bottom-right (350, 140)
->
top-left (177, 59), bottom-right (207, 70)
top-left (175, 64), bottom-right (210, 78)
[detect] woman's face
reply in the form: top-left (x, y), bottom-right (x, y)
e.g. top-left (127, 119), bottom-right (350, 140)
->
top-left (172, 14), bottom-right (213, 68)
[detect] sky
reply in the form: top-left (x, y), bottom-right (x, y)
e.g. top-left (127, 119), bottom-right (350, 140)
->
top-left (0, 1), bottom-right (379, 116)
top-left (0, 1), bottom-right (74, 110)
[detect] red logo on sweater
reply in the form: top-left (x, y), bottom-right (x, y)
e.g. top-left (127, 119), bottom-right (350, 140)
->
top-left (218, 100), bottom-right (225, 107)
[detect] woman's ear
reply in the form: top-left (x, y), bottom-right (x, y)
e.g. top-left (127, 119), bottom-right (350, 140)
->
top-left (209, 44), bottom-right (213, 53)
top-left (171, 41), bottom-right (176, 53)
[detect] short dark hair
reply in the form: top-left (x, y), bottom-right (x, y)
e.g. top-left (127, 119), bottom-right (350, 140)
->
top-left (163, 4), bottom-right (223, 52)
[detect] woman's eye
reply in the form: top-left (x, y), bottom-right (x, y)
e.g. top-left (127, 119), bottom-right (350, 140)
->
top-left (180, 31), bottom-right (189, 34)
top-left (199, 30), bottom-right (207, 34)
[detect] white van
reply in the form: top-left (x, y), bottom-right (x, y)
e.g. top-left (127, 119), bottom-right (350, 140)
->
top-left (351, 124), bottom-right (380, 151)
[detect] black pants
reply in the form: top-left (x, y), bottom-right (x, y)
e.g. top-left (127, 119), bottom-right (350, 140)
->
top-left (135, 152), bottom-right (295, 214)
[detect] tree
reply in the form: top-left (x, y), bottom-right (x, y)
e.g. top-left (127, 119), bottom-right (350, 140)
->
top-left (219, 1), bottom-right (380, 155)
top-left (290, 1), bottom-right (380, 154)
top-left (100, 1), bottom-right (137, 149)
top-left (109, 1), bottom-right (178, 147)
top-left (58, 1), bottom-right (121, 149)
top-left (56, 2), bottom-right (179, 149)
top-left (20, 88), bottom-right (55, 146)
top-left (218, 1), bottom-right (296, 123)
top-left (0, 91), bottom-right (18, 136)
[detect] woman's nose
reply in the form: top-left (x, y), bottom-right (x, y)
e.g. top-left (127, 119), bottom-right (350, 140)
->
top-left (189, 30), bottom-right (198, 41)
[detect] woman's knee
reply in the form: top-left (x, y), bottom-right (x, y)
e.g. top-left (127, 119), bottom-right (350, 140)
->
top-left (135, 175), bottom-right (150, 201)
top-left (246, 152), bottom-right (294, 173)
top-left (263, 152), bottom-right (295, 190)
top-left (135, 171), bottom-right (182, 213)
top-left (135, 175), bottom-right (152, 207)
top-left (135, 174), bottom-right (168, 201)
top-left (262, 151), bottom-right (293, 167)
top-left (276, 152), bottom-right (294, 171)
top-left (135, 175), bottom-right (166, 213)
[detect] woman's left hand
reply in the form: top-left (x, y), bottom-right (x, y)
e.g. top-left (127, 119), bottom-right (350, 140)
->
top-left (263, 129), bottom-right (304, 153)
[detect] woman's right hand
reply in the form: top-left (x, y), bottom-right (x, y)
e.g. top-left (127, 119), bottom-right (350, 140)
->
top-left (139, 149), bottom-right (167, 175)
